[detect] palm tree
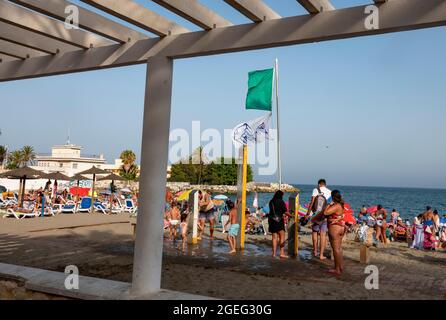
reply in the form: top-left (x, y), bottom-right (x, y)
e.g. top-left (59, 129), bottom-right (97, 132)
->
top-left (21, 145), bottom-right (36, 166)
top-left (7, 150), bottom-right (22, 169)
top-left (190, 146), bottom-right (209, 185)
top-left (0, 145), bottom-right (7, 168)
top-left (120, 150), bottom-right (136, 171)
top-left (119, 150), bottom-right (138, 180)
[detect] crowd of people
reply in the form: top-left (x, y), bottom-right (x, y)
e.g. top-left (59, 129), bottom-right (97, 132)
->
top-left (355, 203), bottom-right (446, 250)
top-left (0, 178), bottom-right (138, 215)
top-left (410, 206), bottom-right (446, 250)
top-left (164, 178), bottom-right (446, 277)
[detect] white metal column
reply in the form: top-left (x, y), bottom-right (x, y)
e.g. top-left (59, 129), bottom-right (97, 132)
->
top-left (131, 56), bottom-right (173, 295)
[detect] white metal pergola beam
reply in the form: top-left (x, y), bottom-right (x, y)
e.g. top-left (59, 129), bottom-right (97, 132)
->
top-left (297, 0), bottom-right (335, 14)
top-left (223, 0), bottom-right (281, 22)
top-left (9, 0), bottom-right (149, 43)
top-left (152, 0), bottom-right (232, 30)
top-left (0, 21), bottom-right (80, 54)
top-left (1, 0), bottom-right (445, 82)
top-left (81, 0), bottom-right (189, 37)
top-left (132, 56), bottom-right (173, 295)
top-left (0, 0), bottom-right (112, 49)
top-left (0, 38), bottom-right (46, 59)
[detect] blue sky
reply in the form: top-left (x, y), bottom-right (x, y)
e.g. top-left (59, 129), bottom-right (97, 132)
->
top-left (1, 0), bottom-right (446, 188)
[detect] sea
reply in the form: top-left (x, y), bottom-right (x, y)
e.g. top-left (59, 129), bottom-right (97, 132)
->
top-left (231, 185), bottom-right (446, 221)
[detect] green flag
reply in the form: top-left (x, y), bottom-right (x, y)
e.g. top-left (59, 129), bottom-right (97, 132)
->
top-left (245, 68), bottom-right (274, 111)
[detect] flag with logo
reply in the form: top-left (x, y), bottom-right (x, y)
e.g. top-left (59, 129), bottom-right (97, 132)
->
top-left (232, 112), bottom-right (272, 147)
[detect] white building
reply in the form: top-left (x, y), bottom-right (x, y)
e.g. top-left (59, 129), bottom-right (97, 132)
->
top-left (32, 143), bottom-right (119, 177)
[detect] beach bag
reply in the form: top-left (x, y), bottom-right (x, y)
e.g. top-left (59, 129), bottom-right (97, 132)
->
top-left (299, 216), bottom-right (310, 226)
top-left (270, 202), bottom-right (282, 223)
top-left (310, 188), bottom-right (327, 224)
top-left (312, 187), bottom-right (327, 214)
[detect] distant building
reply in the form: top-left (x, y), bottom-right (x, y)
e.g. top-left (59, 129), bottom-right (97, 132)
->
top-left (101, 159), bottom-right (124, 174)
top-left (33, 143), bottom-right (118, 177)
top-left (30, 142), bottom-right (170, 179)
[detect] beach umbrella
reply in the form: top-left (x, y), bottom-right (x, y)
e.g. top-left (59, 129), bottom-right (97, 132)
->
top-left (121, 187), bottom-right (132, 194)
top-left (98, 173), bottom-right (125, 191)
top-left (76, 166), bottom-right (108, 212)
top-left (177, 189), bottom-right (193, 201)
top-left (71, 173), bottom-right (89, 181)
top-left (0, 166), bottom-right (46, 206)
top-left (98, 173), bottom-right (126, 205)
top-left (213, 194), bottom-right (228, 200)
top-left (43, 171), bottom-right (71, 181)
top-left (98, 172), bottom-right (125, 182)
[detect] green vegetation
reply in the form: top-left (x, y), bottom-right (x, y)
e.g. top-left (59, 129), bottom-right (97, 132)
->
top-left (169, 148), bottom-right (253, 185)
top-left (4, 145), bottom-right (36, 169)
top-left (0, 145), bottom-right (6, 167)
top-left (119, 149), bottom-right (139, 181)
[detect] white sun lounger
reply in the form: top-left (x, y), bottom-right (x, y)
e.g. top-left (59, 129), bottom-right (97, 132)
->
top-left (59, 201), bottom-right (77, 214)
top-left (124, 199), bottom-right (137, 214)
top-left (94, 203), bottom-right (109, 215)
top-left (3, 208), bottom-right (38, 219)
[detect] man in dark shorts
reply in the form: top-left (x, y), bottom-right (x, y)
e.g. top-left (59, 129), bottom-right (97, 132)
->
top-left (308, 179), bottom-right (332, 260)
top-left (197, 190), bottom-right (215, 240)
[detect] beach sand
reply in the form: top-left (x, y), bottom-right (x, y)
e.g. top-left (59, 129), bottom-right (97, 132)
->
top-left (0, 213), bottom-right (445, 300)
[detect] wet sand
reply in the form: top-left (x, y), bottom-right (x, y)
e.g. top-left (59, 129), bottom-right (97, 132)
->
top-left (0, 212), bottom-right (445, 299)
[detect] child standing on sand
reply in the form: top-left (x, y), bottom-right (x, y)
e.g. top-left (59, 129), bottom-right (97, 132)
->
top-left (180, 213), bottom-right (188, 245)
top-left (169, 203), bottom-right (181, 240)
top-left (224, 200), bottom-right (240, 254)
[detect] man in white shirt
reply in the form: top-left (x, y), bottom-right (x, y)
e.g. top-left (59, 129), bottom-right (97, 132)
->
top-left (308, 179), bottom-right (332, 260)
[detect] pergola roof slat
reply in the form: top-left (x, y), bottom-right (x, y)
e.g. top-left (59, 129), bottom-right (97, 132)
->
top-left (297, 0), bottom-right (335, 14)
top-left (0, 50), bottom-right (23, 60)
top-left (81, 0), bottom-right (189, 36)
top-left (9, 0), bottom-right (149, 43)
top-left (0, 21), bottom-right (80, 55)
top-left (152, 0), bottom-right (232, 30)
top-left (0, 0), bottom-right (112, 49)
top-left (2, 0), bottom-right (445, 82)
top-left (0, 54), bottom-right (19, 62)
top-left (224, 0), bottom-right (281, 22)
top-left (0, 38), bottom-right (46, 59)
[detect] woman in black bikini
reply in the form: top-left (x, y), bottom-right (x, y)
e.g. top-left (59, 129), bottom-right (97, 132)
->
top-left (268, 190), bottom-right (292, 258)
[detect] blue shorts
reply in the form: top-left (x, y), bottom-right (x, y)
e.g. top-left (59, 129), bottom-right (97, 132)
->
top-left (228, 224), bottom-right (240, 237)
top-left (312, 220), bottom-right (328, 233)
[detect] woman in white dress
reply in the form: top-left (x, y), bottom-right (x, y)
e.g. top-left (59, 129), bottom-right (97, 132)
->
top-left (411, 214), bottom-right (424, 249)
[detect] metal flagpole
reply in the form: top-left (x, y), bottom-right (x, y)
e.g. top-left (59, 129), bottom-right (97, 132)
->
top-left (274, 58), bottom-right (282, 189)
